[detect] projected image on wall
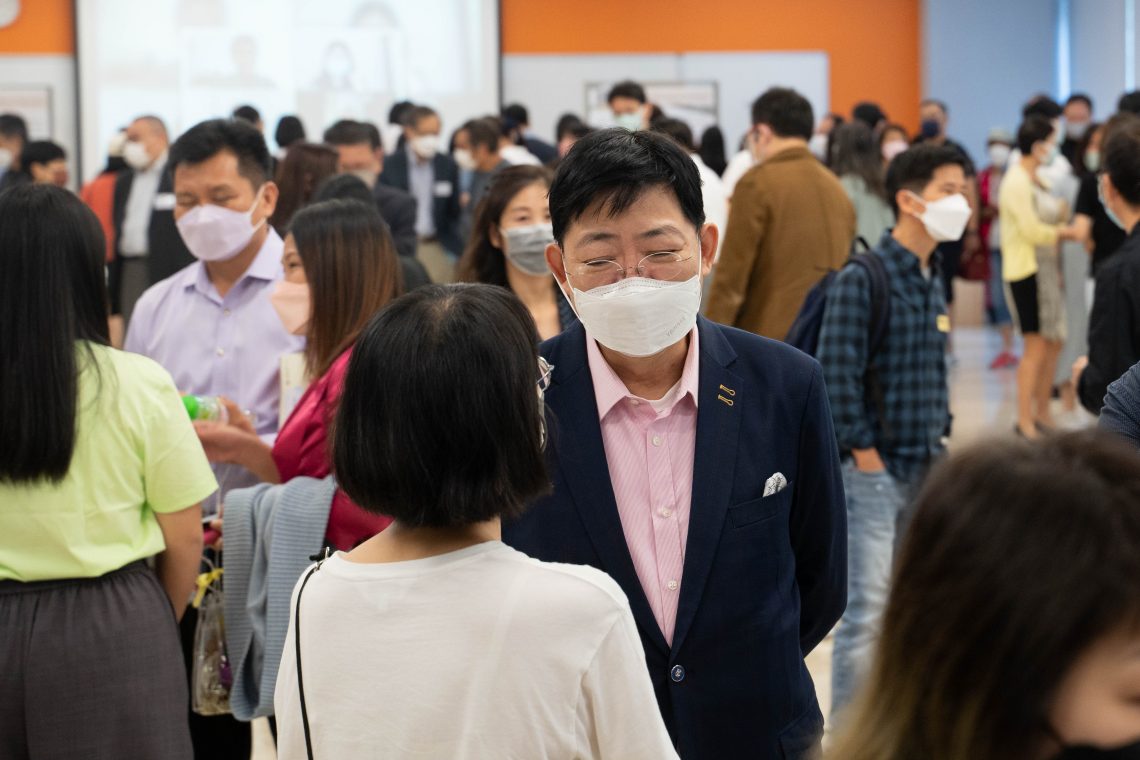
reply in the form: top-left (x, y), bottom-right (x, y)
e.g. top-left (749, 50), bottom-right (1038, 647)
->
top-left (77, 0), bottom-right (499, 180)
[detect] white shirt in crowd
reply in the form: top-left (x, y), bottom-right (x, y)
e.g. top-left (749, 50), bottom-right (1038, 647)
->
top-left (721, 148), bottom-right (757, 200)
top-left (691, 152), bottom-right (728, 261)
top-left (500, 143), bottom-right (543, 166)
top-left (274, 541), bottom-right (678, 760)
top-left (119, 151), bottom-right (168, 257)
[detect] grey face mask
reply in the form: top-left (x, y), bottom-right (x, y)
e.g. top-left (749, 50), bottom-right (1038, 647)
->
top-left (502, 223), bottom-right (555, 276)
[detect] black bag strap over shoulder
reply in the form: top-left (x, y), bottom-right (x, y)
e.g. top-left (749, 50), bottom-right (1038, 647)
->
top-left (294, 548), bottom-right (331, 760)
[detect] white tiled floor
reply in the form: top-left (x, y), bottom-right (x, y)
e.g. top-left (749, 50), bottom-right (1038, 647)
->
top-left (250, 325), bottom-right (1096, 758)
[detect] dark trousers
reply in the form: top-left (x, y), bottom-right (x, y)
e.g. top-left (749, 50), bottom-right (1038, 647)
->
top-left (181, 601), bottom-right (252, 759)
top-left (0, 562), bottom-right (192, 759)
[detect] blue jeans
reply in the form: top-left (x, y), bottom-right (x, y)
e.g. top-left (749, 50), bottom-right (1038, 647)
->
top-left (829, 460), bottom-right (913, 723)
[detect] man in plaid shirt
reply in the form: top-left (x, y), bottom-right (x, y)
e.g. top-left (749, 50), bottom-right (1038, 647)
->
top-left (817, 144), bottom-right (969, 722)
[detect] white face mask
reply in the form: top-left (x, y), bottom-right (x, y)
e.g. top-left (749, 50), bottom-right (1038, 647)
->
top-left (881, 140), bottom-right (909, 163)
top-left (808, 133), bottom-right (829, 161)
top-left (453, 148), bottom-right (477, 172)
top-left (349, 168), bottom-right (378, 188)
top-left (123, 140), bottom-right (151, 170)
top-left (0, 147), bottom-right (11, 170)
top-left (988, 144), bottom-right (1011, 168)
top-left (566, 274), bottom-right (702, 357)
top-left (176, 188), bottom-right (266, 263)
top-left (909, 191), bottom-right (971, 242)
top-left (410, 134), bottom-right (440, 160)
top-left (503, 223), bottom-right (554, 276)
top-left (615, 112), bottom-right (642, 132)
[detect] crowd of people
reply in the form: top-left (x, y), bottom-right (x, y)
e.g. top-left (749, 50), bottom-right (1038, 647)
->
top-left (4, 77), bottom-right (1140, 760)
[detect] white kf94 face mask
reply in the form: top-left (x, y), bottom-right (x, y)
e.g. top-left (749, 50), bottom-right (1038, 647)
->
top-left (567, 274), bottom-right (702, 358)
top-left (176, 189), bottom-right (265, 263)
top-left (909, 191), bottom-right (971, 243)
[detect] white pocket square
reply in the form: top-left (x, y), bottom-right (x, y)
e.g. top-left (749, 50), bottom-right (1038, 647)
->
top-left (763, 472), bottom-right (787, 497)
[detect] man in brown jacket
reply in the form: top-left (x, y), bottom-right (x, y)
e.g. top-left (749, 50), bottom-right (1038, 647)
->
top-left (706, 87), bottom-right (856, 340)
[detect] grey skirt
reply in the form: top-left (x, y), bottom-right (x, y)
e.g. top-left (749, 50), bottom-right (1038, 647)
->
top-left (0, 561), bottom-right (192, 759)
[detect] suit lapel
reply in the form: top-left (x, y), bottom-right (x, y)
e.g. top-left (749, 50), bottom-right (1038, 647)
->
top-left (546, 327), bottom-right (670, 655)
top-left (671, 319), bottom-right (742, 655)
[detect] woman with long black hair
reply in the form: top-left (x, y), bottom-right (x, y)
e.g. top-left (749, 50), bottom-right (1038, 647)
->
top-left (0, 184), bottom-right (215, 758)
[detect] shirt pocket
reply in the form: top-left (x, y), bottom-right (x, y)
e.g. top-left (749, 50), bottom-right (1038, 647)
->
top-left (727, 486), bottom-right (793, 529)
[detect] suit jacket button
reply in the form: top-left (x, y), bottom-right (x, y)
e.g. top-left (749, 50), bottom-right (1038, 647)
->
top-left (670, 665), bottom-right (685, 683)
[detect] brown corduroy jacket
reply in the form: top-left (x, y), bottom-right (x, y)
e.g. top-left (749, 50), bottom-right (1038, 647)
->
top-left (706, 145), bottom-right (856, 340)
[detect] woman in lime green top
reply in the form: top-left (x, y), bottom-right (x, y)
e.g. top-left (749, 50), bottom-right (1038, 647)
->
top-left (0, 185), bottom-right (218, 758)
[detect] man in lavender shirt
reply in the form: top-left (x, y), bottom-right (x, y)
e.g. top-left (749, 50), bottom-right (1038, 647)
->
top-left (125, 119), bottom-right (303, 757)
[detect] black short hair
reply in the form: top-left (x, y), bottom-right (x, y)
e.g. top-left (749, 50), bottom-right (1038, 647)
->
top-left (361, 121), bottom-right (382, 151)
top-left (1119, 90), bottom-right (1140, 115)
top-left (1103, 117), bottom-right (1140, 206)
top-left (322, 119), bottom-right (372, 148)
top-left (0, 112), bottom-right (28, 141)
top-left (1022, 95), bottom-right (1063, 120)
top-left (388, 100), bottom-right (415, 125)
top-left (1016, 114), bottom-right (1056, 155)
top-left (169, 118), bottom-right (272, 188)
top-left (920, 98), bottom-right (948, 116)
top-left (274, 115), bottom-right (306, 148)
top-left (885, 143), bottom-right (969, 215)
top-left (333, 284), bottom-right (550, 526)
top-left (232, 104), bottom-right (261, 124)
top-left (549, 128), bottom-right (704, 245)
top-left (312, 172), bottom-right (375, 206)
top-left (20, 140), bottom-right (66, 170)
top-left (852, 101), bottom-right (887, 128)
top-left (461, 118), bottom-right (499, 152)
top-left (503, 103), bottom-right (529, 126)
top-left (651, 117), bottom-right (695, 152)
top-left (406, 106), bottom-right (439, 131)
top-left (751, 87), bottom-right (813, 140)
top-left (1066, 93), bottom-right (1094, 111)
top-left (555, 113), bottom-right (584, 140)
top-left (607, 80), bottom-right (646, 105)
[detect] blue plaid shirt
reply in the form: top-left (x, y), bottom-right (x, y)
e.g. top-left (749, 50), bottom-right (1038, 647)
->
top-left (817, 231), bottom-right (950, 481)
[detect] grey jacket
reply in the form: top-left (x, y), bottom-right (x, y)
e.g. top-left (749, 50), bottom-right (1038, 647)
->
top-left (222, 476), bottom-right (336, 720)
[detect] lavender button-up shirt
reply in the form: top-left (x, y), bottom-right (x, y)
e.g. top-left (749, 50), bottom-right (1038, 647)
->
top-left (125, 230), bottom-right (305, 508)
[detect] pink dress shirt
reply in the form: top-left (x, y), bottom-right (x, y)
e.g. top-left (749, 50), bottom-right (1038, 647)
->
top-left (586, 329), bottom-right (700, 645)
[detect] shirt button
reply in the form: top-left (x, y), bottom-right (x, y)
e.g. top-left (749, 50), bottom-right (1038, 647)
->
top-left (660, 508), bottom-right (673, 518)
top-left (630, 399), bottom-right (640, 406)
top-left (215, 347), bottom-right (225, 357)
top-left (223, 308), bottom-right (232, 316)
top-left (670, 665), bottom-right (685, 683)
top-left (666, 579), bottom-right (678, 591)
top-left (652, 435), bottom-right (662, 447)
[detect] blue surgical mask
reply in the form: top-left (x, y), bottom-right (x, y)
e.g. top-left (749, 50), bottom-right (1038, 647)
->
top-left (1099, 175), bottom-right (1126, 230)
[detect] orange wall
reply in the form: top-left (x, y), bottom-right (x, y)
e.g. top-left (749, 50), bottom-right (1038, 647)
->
top-left (0, 0), bottom-right (74, 54)
top-left (502, 0), bottom-right (921, 131)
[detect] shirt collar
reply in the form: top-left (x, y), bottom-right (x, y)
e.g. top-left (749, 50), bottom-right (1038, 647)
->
top-left (586, 326), bottom-right (700, 421)
top-left (876, 229), bottom-right (941, 276)
top-left (185, 227), bottom-right (284, 295)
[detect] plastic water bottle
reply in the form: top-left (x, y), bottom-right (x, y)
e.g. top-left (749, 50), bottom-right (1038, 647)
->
top-left (182, 395), bottom-right (257, 426)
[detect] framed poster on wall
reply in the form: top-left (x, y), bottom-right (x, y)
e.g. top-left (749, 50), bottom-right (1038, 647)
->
top-left (0, 85), bottom-right (52, 136)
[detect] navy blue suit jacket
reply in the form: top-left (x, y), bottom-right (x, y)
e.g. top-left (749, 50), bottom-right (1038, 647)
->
top-left (503, 317), bottom-right (847, 759)
top-left (378, 150), bottom-right (463, 255)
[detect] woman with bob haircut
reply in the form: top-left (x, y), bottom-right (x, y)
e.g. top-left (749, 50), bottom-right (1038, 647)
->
top-left (830, 429), bottom-right (1140, 760)
top-left (273, 284), bottom-right (677, 759)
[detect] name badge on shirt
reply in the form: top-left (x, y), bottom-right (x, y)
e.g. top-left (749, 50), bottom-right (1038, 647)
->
top-left (153, 193), bottom-right (176, 211)
top-left (936, 314), bottom-right (951, 333)
top-left (433, 181), bottom-right (453, 197)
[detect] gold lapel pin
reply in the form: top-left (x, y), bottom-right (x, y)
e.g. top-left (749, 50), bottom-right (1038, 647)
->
top-left (718, 385), bottom-right (736, 406)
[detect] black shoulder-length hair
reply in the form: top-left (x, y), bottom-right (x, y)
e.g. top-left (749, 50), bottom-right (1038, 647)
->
top-left (333, 284), bottom-right (551, 527)
top-left (0, 184), bottom-right (110, 483)
top-left (456, 164), bottom-right (552, 287)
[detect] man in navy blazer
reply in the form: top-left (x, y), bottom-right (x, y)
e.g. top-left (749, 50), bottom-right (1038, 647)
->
top-left (502, 129), bottom-right (847, 759)
top-left (378, 105), bottom-right (463, 257)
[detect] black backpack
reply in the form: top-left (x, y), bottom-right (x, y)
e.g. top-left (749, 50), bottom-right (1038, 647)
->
top-left (785, 238), bottom-right (892, 429)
